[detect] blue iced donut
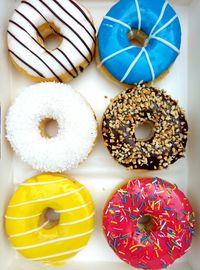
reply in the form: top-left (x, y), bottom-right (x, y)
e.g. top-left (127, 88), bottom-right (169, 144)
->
top-left (97, 0), bottom-right (181, 85)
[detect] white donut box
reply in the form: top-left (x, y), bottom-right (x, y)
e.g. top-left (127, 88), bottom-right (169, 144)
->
top-left (0, 0), bottom-right (199, 270)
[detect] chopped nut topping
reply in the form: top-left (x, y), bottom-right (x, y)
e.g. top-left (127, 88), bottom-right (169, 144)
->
top-left (102, 85), bottom-right (188, 170)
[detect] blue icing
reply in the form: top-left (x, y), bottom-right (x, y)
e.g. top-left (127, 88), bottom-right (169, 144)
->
top-left (105, 0), bottom-right (142, 29)
top-left (126, 52), bottom-right (154, 83)
top-left (155, 20), bottom-right (181, 48)
top-left (153, 4), bottom-right (178, 32)
top-left (98, 0), bottom-right (181, 84)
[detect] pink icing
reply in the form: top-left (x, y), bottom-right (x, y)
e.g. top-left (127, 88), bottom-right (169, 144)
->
top-left (103, 178), bottom-right (195, 270)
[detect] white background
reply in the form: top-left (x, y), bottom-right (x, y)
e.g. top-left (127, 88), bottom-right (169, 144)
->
top-left (0, 0), bottom-right (199, 269)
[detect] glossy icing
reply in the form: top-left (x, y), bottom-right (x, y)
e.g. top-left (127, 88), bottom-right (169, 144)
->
top-left (103, 178), bottom-right (195, 270)
top-left (98, 0), bottom-right (181, 84)
top-left (6, 82), bottom-right (97, 172)
top-left (7, 0), bottom-right (96, 82)
top-left (102, 86), bottom-right (188, 170)
top-left (5, 173), bottom-right (95, 266)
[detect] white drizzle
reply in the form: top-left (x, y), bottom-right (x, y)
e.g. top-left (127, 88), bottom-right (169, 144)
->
top-left (98, 45), bottom-right (136, 67)
top-left (151, 15), bottom-right (178, 38)
top-left (60, 212), bottom-right (95, 226)
top-left (5, 213), bottom-right (41, 220)
top-left (150, 36), bottom-right (180, 53)
top-left (8, 212), bottom-right (94, 238)
top-left (143, 48), bottom-right (155, 81)
top-left (9, 221), bottom-right (49, 238)
top-left (149, 1), bottom-right (168, 37)
top-left (30, 246), bottom-right (86, 261)
top-left (120, 48), bottom-right (145, 82)
top-left (134, 0), bottom-right (141, 30)
top-left (21, 178), bottom-right (68, 186)
top-left (56, 201), bottom-right (92, 213)
top-left (104, 16), bottom-right (131, 30)
top-left (8, 186), bottom-right (85, 208)
top-left (5, 201), bottom-right (93, 220)
top-left (14, 229), bottom-right (94, 250)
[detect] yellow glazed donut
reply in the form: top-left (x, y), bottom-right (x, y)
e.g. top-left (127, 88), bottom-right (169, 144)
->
top-left (5, 173), bottom-right (95, 266)
top-left (7, 0), bottom-right (96, 82)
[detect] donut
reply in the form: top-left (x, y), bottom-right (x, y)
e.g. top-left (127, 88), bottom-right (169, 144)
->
top-left (102, 85), bottom-right (188, 170)
top-left (97, 0), bottom-right (181, 87)
top-left (103, 177), bottom-right (195, 269)
top-left (7, 0), bottom-right (96, 82)
top-left (6, 82), bottom-right (97, 172)
top-left (5, 173), bottom-right (94, 266)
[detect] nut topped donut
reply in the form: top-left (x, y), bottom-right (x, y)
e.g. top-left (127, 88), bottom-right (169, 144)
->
top-left (7, 0), bottom-right (96, 82)
top-left (102, 85), bottom-right (188, 170)
top-left (103, 177), bottom-right (195, 269)
top-left (97, 0), bottom-right (181, 86)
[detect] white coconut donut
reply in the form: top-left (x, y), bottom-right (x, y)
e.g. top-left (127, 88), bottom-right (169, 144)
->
top-left (6, 82), bottom-right (97, 172)
top-left (7, 0), bottom-right (96, 82)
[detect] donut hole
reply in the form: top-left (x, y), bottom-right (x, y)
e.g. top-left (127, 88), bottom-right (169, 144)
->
top-left (39, 208), bottom-right (60, 229)
top-left (137, 215), bottom-right (155, 231)
top-left (37, 22), bottom-right (63, 51)
top-left (43, 33), bottom-right (61, 51)
top-left (135, 121), bottom-right (154, 141)
top-left (39, 118), bottom-right (59, 138)
top-left (128, 29), bottom-right (149, 48)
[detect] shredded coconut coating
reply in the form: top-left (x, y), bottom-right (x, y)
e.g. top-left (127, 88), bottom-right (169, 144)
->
top-left (102, 85), bottom-right (188, 170)
top-left (6, 82), bottom-right (97, 172)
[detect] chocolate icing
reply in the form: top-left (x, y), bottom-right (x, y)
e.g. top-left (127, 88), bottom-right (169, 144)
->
top-left (102, 85), bottom-right (188, 170)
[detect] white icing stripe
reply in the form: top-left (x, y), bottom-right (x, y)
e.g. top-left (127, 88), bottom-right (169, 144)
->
top-left (8, 186), bottom-right (85, 208)
top-left (98, 45), bottom-right (136, 67)
top-left (60, 212), bottom-right (94, 226)
top-left (152, 15), bottom-right (178, 37)
top-left (120, 48), bottom-right (144, 82)
top-left (5, 201), bottom-right (92, 220)
top-left (31, 246), bottom-right (86, 261)
top-left (21, 178), bottom-right (68, 186)
top-left (143, 49), bottom-right (155, 81)
top-left (56, 201), bottom-right (92, 213)
top-left (9, 221), bottom-right (49, 238)
top-left (14, 229), bottom-right (94, 250)
top-left (151, 36), bottom-right (180, 54)
top-left (5, 213), bottom-right (41, 220)
top-left (104, 16), bottom-right (131, 30)
top-left (134, 0), bottom-right (141, 30)
top-left (149, 1), bottom-right (168, 36)
top-left (8, 212), bottom-right (94, 238)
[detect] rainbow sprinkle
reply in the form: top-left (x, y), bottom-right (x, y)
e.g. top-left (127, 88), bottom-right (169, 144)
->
top-left (103, 178), bottom-right (195, 270)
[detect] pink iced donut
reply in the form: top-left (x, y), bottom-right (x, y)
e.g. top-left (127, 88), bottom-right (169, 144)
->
top-left (102, 177), bottom-right (195, 270)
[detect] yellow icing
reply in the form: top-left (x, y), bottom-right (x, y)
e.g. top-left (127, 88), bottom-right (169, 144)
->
top-left (5, 173), bottom-right (94, 266)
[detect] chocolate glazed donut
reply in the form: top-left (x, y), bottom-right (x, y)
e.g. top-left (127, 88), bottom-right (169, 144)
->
top-left (102, 85), bottom-right (188, 170)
